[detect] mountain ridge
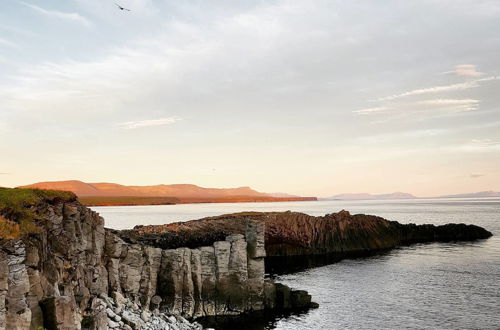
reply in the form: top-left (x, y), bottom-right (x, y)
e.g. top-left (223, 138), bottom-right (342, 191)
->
top-left (18, 180), bottom-right (316, 206)
top-left (19, 180), bottom-right (270, 198)
top-left (322, 191), bottom-right (500, 200)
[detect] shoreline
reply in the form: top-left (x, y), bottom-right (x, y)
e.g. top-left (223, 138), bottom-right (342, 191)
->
top-left (87, 196), bottom-right (500, 208)
top-left (80, 196), bottom-right (317, 207)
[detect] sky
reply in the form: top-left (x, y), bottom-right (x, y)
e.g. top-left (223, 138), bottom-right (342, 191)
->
top-left (1, 0), bottom-right (499, 197)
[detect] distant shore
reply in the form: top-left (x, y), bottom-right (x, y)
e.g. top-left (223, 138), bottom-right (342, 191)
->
top-left (79, 195), bottom-right (317, 206)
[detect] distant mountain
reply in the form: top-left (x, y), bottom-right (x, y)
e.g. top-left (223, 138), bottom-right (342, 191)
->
top-left (440, 191), bottom-right (500, 198)
top-left (322, 190), bottom-right (500, 200)
top-left (375, 192), bottom-right (417, 199)
top-left (18, 180), bottom-right (316, 206)
top-left (20, 180), bottom-right (269, 198)
top-left (324, 192), bottom-right (417, 200)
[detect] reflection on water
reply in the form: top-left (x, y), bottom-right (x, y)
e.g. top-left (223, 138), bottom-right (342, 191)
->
top-left (93, 198), bottom-right (500, 329)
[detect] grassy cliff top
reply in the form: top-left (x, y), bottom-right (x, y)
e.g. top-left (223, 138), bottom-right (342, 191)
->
top-left (0, 187), bottom-right (76, 239)
top-left (0, 187), bottom-right (75, 206)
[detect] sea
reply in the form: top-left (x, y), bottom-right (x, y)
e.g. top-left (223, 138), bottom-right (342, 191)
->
top-left (93, 198), bottom-right (500, 330)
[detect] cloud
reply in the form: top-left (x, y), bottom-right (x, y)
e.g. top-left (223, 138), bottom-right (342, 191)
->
top-left (447, 139), bottom-right (500, 153)
top-left (358, 69), bottom-right (500, 118)
top-left (0, 23), bottom-right (37, 37)
top-left (353, 99), bottom-right (480, 117)
top-left (456, 139), bottom-right (500, 152)
top-left (117, 117), bottom-right (181, 130)
top-left (377, 67), bottom-right (500, 102)
top-left (20, 2), bottom-right (92, 27)
top-left (469, 139), bottom-right (500, 148)
top-left (0, 38), bottom-right (17, 48)
top-left (1, 1), bottom-right (320, 123)
top-left (447, 64), bottom-right (483, 78)
top-left (377, 81), bottom-right (479, 101)
top-left (418, 99), bottom-right (479, 106)
top-left (417, 99), bottom-right (480, 111)
top-left (470, 173), bottom-right (484, 178)
top-left (352, 106), bottom-right (389, 115)
top-left (477, 76), bottom-right (500, 82)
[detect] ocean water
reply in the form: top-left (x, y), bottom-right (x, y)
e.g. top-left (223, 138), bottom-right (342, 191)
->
top-left (93, 198), bottom-right (500, 329)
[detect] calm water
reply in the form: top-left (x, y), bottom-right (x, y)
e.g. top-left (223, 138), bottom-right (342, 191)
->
top-left (93, 198), bottom-right (500, 329)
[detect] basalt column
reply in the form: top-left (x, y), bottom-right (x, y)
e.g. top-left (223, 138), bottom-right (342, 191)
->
top-left (245, 220), bottom-right (266, 311)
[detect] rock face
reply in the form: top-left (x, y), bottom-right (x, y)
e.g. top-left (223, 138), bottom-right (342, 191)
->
top-left (0, 192), bottom-right (314, 330)
top-left (130, 210), bottom-right (493, 258)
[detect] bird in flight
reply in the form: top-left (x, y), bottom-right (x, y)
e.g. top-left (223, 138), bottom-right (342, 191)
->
top-left (115, 3), bottom-right (131, 11)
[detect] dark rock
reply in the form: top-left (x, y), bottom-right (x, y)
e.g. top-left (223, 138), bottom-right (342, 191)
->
top-left (126, 211), bottom-right (492, 259)
top-left (40, 296), bottom-right (79, 330)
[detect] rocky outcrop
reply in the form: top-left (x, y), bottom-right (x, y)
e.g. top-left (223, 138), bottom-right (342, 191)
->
top-left (103, 217), bottom-right (312, 320)
top-left (129, 210), bottom-right (493, 259)
top-left (0, 190), bottom-right (315, 330)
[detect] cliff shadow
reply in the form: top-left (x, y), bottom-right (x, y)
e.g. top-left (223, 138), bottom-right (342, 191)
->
top-left (264, 249), bottom-right (393, 276)
top-left (196, 308), bottom-right (310, 330)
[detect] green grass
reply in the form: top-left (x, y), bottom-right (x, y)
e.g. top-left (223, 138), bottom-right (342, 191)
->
top-left (0, 187), bottom-right (75, 238)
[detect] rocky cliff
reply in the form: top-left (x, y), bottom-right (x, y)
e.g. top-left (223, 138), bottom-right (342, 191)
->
top-left (0, 188), bottom-right (314, 330)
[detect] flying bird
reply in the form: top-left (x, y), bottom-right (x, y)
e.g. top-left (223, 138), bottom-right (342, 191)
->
top-left (115, 3), bottom-right (131, 11)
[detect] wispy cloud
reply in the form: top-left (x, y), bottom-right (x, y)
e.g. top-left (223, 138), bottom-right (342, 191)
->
top-left (377, 81), bottom-right (479, 101)
top-left (469, 139), bottom-right (500, 148)
top-left (353, 99), bottom-right (481, 117)
top-left (418, 99), bottom-right (479, 106)
top-left (0, 38), bottom-right (17, 48)
top-left (456, 139), bottom-right (500, 152)
top-left (0, 23), bottom-right (37, 37)
top-left (352, 106), bottom-right (389, 115)
top-left (470, 173), bottom-right (484, 178)
top-left (447, 139), bottom-right (500, 154)
top-left (357, 65), bottom-right (500, 119)
top-left (20, 2), bottom-right (92, 27)
top-left (376, 74), bottom-right (500, 102)
top-left (117, 117), bottom-right (182, 130)
top-left (417, 99), bottom-right (480, 111)
top-left (445, 64), bottom-right (483, 78)
top-left (0, 173), bottom-right (11, 175)
top-left (477, 76), bottom-right (500, 82)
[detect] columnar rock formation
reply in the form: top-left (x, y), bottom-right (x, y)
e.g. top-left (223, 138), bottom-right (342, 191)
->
top-left (109, 221), bottom-right (269, 318)
top-left (0, 191), bottom-right (314, 330)
top-left (130, 210), bottom-right (493, 258)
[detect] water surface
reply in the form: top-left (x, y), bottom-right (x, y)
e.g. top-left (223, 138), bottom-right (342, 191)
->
top-left (93, 198), bottom-right (500, 329)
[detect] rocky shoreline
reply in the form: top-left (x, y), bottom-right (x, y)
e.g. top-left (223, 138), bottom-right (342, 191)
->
top-left (0, 188), bottom-right (493, 329)
top-left (0, 189), bottom-right (316, 330)
top-left (127, 210), bottom-right (492, 273)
